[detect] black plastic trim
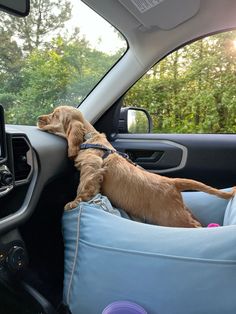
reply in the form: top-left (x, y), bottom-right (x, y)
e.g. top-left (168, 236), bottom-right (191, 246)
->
top-left (0, 1), bottom-right (30, 17)
top-left (111, 133), bottom-right (236, 188)
top-left (0, 125), bottom-right (72, 235)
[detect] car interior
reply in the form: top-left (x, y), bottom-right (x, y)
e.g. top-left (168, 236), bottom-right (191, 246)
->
top-left (1, 0), bottom-right (236, 313)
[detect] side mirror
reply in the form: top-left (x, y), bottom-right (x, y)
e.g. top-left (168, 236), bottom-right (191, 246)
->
top-left (118, 107), bottom-right (153, 134)
top-left (0, 0), bottom-right (30, 17)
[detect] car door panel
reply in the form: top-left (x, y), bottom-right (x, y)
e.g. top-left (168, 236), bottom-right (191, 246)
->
top-left (113, 138), bottom-right (186, 171)
top-left (111, 133), bottom-right (236, 189)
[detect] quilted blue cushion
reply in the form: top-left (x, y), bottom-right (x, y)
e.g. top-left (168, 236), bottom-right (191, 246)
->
top-left (62, 193), bottom-right (236, 314)
top-left (224, 193), bottom-right (236, 225)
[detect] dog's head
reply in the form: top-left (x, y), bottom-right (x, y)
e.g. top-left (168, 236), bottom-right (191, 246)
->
top-left (38, 105), bottom-right (96, 158)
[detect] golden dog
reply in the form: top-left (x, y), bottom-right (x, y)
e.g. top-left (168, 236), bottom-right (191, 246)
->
top-left (37, 106), bottom-right (235, 227)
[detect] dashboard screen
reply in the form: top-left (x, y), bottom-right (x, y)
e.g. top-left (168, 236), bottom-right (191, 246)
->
top-left (0, 105), bottom-right (6, 161)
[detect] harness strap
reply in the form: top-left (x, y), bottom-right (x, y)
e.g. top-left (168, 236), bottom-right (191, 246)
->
top-left (80, 143), bottom-right (130, 160)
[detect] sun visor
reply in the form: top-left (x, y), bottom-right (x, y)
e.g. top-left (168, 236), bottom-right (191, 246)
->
top-left (119, 0), bottom-right (200, 30)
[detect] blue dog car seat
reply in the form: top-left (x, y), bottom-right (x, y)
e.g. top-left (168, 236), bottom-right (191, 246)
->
top-left (62, 191), bottom-right (236, 314)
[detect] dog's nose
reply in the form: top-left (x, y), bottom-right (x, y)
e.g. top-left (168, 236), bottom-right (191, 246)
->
top-left (37, 115), bottom-right (48, 126)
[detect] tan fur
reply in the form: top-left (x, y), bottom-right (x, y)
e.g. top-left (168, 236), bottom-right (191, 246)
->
top-left (38, 106), bottom-right (236, 228)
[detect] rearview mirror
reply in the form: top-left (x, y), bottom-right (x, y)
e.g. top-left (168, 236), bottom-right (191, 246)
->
top-left (0, 0), bottom-right (30, 17)
top-left (119, 107), bottom-right (153, 134)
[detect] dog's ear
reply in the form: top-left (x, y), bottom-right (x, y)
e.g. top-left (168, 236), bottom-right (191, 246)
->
top-left (66, 121), bottom-right (86, 158)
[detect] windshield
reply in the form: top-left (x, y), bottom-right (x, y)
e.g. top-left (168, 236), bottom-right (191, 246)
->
top-left (0, 0), bottom-right (126, 125)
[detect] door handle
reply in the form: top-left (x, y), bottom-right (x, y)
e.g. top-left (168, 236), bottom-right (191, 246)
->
top-left (127, 150), bottom-right (164, 163)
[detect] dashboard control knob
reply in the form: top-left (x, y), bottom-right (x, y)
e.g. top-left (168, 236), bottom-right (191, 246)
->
top-left (0, 170), bottom-right (13, 186)
top-left (6, 246), bottom-right (27, 272)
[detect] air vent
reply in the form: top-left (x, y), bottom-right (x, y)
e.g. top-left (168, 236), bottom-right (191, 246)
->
top-left (12, 137), bottom-right (32, 183)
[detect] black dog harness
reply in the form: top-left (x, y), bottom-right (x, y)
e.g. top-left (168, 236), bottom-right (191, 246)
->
top-left (80, 143), bottom-right (131, 161)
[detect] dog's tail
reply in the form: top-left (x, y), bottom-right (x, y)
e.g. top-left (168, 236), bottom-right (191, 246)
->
top-left (173, 178), bottom-right (235, 199)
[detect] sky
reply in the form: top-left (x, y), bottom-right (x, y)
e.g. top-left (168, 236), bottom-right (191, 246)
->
top-left (67, 0), bottom-right (126, 54)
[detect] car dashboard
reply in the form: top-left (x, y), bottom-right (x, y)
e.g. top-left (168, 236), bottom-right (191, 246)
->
top-left (0, 124), bottom-right (72, 232)
top-left (0, 108), bottom-right (76, 312)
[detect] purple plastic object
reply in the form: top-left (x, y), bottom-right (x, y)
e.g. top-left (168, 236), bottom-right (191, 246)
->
top-left (102, 301), bottom-right (147, 314)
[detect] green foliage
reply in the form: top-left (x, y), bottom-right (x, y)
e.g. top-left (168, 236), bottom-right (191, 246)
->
top-left (0, 0), bottom-right (123, 125)
top-left (1, 0), bottom-right (236, 133)
top-left (125, 31), bottom-right (236, 133)
top-left (0, 0), bottom-right (72, 53)
top-left (4, 35), bottom-right (119, 124)
top-left (128, 110), bottom-right (150, 133)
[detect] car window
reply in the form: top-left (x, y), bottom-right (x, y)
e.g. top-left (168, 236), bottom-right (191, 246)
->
top-left (124, 30), bottom-right (236, 134)
top-left (0, 0), bottom-right (126, 125)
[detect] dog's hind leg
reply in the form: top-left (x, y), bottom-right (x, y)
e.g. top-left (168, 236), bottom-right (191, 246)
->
top-left (64, 155), bottom-right (104, 210)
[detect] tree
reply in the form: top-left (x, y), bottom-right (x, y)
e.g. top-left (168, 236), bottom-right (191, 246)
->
top-left (125, 30), bottom-right (236, 133)
top-left (0, 27), bottom-right (24, 109)
top-left (5, 33), bottom-right (119, 125)
top-left (0, 27), bottom-right (22, 72)
top-left (0, 0), bottom-right (72, 53)
top-left (0, 0), bottom-right (72, 113)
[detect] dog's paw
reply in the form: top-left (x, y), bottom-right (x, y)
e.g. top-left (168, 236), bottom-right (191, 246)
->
top-left (64, 199), bottom-right (81, 210)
